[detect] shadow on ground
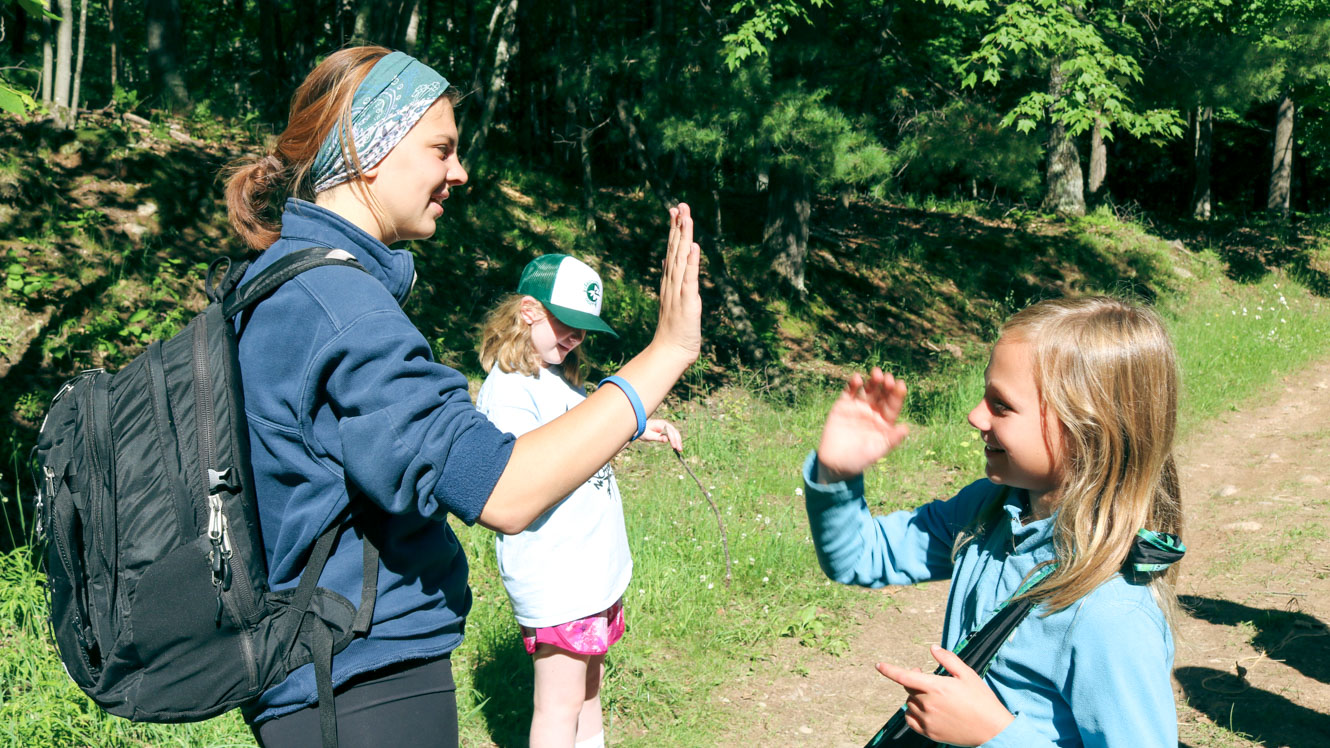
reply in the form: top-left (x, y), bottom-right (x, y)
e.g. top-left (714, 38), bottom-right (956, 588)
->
top-left (1177, 595), bottom-right (1330, 747)
top-left (469, 631), bottom-right (536, 747)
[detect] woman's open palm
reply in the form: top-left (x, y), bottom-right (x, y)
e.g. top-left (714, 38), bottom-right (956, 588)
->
top-left (816, 368), bottom-right (909, 482)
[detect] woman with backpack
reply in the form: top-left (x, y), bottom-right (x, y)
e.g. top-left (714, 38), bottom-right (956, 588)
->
top-left (223, 46), bottom-right (701, 747)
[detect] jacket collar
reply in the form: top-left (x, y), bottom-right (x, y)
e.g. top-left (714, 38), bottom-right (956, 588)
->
top-left (1002, 489), bottom-right (1056, 555)
top-left (276, 198), bottom-right (416, 305)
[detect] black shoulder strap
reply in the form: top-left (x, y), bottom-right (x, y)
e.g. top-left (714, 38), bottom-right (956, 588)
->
top-left (221, 248), bottom-right (366, 320)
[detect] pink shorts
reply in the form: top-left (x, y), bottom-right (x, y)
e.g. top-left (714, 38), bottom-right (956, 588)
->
top-left (521, 599), bottom-right (625, 656)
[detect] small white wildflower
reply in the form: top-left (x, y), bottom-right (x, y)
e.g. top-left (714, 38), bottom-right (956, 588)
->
top-left (707, 583), bottom-right (714, 590)
top-left (762, 576), bottom-right (769, 583)
top-left (748, 556), bottom-right (756, 563)
top-left (700, 574), bottom-right (707, 581)
top-left (1255, 315), bottom-right (1262, 320)
top-left (709, 485), bottom-right (716, 490)
top-left (794, 487), bottom-right (804, 496)
top-left (1282, 318), bottom-right (1287, 323)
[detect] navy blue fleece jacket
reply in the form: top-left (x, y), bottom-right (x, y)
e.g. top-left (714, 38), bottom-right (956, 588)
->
top-left (236, 199), bottom-right (515, 722)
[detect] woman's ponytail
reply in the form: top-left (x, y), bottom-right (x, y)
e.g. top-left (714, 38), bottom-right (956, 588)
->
top-left (225, 153), bottom-right (287, 250)
top-left (223, 46), bottom-right (393, 251)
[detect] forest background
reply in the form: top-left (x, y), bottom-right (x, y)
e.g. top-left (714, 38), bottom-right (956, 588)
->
top-left (1, 0), bottom-right (1329, 746)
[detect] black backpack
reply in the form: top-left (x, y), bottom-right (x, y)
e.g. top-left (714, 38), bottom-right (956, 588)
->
top-left (35, 248), bottom-right (377, 748)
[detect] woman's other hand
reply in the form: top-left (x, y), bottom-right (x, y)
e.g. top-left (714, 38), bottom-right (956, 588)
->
top-left (638, 419), bottom-right (682, 451)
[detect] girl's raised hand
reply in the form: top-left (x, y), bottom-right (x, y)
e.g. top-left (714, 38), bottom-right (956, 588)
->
top-left (815, 368), bottom-right (908, 483)
top-left (652, 204), bottom-right (702, 365)
top-left (639, 419), bottom-right (683, 451)
top-left (875, 646), bottom-right (1014, 747)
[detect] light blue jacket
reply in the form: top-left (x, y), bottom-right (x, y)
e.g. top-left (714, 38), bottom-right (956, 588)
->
top-left (802, 452), bottom-right (1177, 747)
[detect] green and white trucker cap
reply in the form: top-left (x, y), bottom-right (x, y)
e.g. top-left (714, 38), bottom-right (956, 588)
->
top-left (517, 254), bottom-right (617, 337)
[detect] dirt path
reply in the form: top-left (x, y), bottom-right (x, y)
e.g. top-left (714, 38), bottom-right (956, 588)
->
top-left (716, 359), bottom-right (1330, 747)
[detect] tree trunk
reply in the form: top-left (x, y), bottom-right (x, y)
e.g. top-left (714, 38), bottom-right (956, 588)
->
top-left (1267, 93), bottom-right (1294, 218)
top-left (466, 0), bottom-right (518, 158)
top-left (1087, 118), bottom-right (1106, 205)
top-left (53, 0), bottom-right (74, 127)
top-left (256, 0), bottom-right (286, 120)
top-left (421, 0), bottom-right (435, 59)
top-left (402, 1), bottom-right (421, 54)
top-left (145, 0), bottom-right (190, 112)
top-left (765, 164), bottom-right (812, 295)
top-left (70, 0), bottom-right (87, 118)
top-left (1041, 63), bottom-right (1086, 217)
top-left (108, 0), bottom-right (119, 97)
top-left (1191, 105), bottom-right (1213, 220)
top-left (41, 1), bottom-right (54, 103)
top-left (10, 3), bottom-right (27, 55)
top-left (291, 1), bottom-right (318, 83)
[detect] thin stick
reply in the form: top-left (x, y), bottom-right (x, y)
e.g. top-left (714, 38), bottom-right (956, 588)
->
top-left (674, 448), bottom-right (732, 588)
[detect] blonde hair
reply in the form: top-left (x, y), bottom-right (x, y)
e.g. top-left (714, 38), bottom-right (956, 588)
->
top-left (963, 296), bottom-right (1183, 628)
top-left (478, 295), bottom-right (585, 386)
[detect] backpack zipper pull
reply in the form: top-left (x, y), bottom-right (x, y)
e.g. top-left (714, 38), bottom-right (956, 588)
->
top-left (207, 491), bottom-right (232, 618)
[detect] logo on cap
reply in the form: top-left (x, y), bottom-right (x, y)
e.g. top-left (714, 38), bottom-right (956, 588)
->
top-left (585, 281), bottom-right (602, 305)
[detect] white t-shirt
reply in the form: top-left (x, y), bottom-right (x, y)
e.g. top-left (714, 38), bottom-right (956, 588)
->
top-left (475, 365), bottom-right (632, 627)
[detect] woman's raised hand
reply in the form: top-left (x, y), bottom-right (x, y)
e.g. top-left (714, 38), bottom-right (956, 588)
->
top-left (652, 203), bottom-right (702, 366)
top-left (815, 368), bottom-right (909, 483)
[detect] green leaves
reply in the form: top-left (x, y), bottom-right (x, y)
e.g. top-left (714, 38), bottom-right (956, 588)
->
top-left (0, 83), bottom-right (37, 117)
top-left (939, 0), bottom-right (1184, 141)
top-left (13, 0), bottom-right (61, 21)
top-left (4, 260), bottom-right (55, 299)
top-left (721, 0), bottom-right (830, 71)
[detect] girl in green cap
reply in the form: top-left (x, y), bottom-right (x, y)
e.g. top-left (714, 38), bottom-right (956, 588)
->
top-left (476, 254), bottom-right (682, 748)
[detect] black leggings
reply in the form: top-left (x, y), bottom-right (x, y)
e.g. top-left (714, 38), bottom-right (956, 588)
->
top-left (252, 655), bottom-right (458, 748)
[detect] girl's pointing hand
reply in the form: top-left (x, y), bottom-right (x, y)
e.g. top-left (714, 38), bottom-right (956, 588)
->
top-left (875, 645), bottom-right (1014, 747)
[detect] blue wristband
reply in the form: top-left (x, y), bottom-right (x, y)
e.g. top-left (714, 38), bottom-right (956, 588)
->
top-left (599, 375), bottom-right (647, 441)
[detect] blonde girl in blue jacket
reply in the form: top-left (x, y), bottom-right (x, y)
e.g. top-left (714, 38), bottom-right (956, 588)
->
top-left (803, 296), bottom-right (1184, 747)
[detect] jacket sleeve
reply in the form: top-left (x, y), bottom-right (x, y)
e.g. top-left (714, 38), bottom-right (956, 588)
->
top-left (307, 305), bottom-right (515, 525)
top-left (802, 451), bottom-right (992, 588)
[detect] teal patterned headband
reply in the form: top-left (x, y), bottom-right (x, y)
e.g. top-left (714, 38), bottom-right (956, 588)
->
top-left (311, 51), bottom-right (449, 194)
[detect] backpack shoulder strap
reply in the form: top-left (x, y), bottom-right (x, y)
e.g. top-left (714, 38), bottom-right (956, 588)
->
top-left (221, 248), bottom-right (366, 320)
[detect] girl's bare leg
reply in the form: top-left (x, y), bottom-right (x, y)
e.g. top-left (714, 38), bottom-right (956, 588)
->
top-left (574, 654), bottom-right (606, 745)
top-left (530, 645), bottom-right (591, 748)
